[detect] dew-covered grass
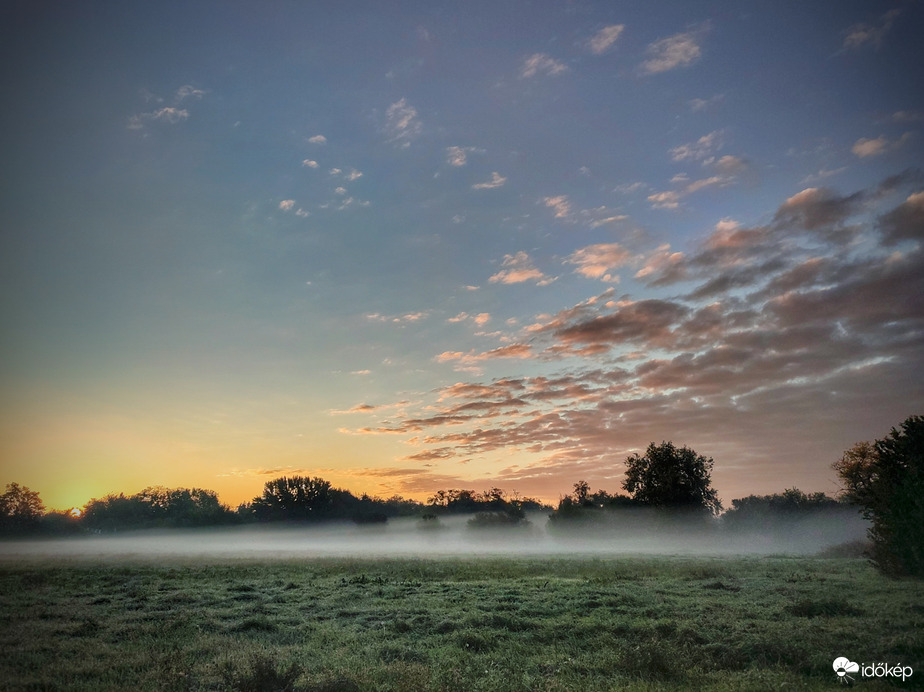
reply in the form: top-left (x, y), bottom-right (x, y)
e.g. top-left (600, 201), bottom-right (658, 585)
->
top-left (1, 555), bottom-right (920, 690)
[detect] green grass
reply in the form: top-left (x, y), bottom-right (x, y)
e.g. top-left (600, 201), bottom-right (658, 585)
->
top-left (1, 555), bottom-right (921, 690)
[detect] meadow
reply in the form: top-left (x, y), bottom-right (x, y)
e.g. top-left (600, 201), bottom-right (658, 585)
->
top-left (1, 550), bottom-right (921, 691)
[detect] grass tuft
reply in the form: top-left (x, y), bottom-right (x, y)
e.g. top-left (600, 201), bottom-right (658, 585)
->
top-left (786, 598), bottom-right (861, 618)
top-left (218, 653), bottom-right (303, 692)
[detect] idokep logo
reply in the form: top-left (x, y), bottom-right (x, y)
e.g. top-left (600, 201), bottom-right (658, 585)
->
top-left (833, 656), bottom-right (914, 684)
top-left (833, 658), bottom-right (859, 683)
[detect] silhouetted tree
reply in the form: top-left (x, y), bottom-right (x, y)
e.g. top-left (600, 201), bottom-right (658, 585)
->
top-left (572, 480), bottom-right (591, 506)
top-left (81, 486), bottom-right (235, 531)
top-left (722, 488), bottom-right (845, 530)
top-left (548, 483), bottom-right (638, 526)
top-left (425, 486), bottom-right (547, 518)
top-left (834, 415), bottom-right (924, 577)
top-left (39, 509), bottom-right (83, 535)
top-left (0, 482), bottom-right (45, 534)
top-left (82, 494), bottom-right (150, 532)
top-left (622, 442), bottom-right (721, 515)
top-left (466, 505), bottom-right (528, 529)
top-left (158, 487), bottom-right (235, 526)
top-left (251, 476), bottom-right (337, 521)
top-left (426, 489), bottom-right (481, 513)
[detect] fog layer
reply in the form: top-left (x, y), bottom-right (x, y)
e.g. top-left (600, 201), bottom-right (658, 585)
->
top-left (0, 512), bottom-right (870, 562)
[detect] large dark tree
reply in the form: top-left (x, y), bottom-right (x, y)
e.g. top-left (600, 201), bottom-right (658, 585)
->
top-left (0, 482), bottom-right (45, 533)
top-left (834, 415), bottom-right (924, 577)
top-left (251, 476), bottom-right (339, 521)
top-left (622, 442), bottom-right (721, 515)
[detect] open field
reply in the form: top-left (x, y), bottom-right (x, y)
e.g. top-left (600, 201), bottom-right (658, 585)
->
top-left (1, 551), bottom-right (921, 691)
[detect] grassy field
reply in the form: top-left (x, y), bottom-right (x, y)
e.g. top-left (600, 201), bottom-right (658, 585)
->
top-left (1, 554), bottom-right (921, 691)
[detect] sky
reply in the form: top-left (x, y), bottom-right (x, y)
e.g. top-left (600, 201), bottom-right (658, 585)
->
top-left (1, 1), bottom-right (923, 511)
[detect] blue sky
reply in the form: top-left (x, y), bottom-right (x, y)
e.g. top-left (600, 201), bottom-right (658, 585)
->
top-left (1, 1), bottom-right (922, 509)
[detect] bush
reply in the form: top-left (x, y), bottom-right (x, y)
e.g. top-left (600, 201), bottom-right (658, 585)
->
top-left (466, 507), bottom-right (529, 529)
top-left (833, 415), bottom-right (924, 577)
top-left (722, 488), bottom-right (848, 532)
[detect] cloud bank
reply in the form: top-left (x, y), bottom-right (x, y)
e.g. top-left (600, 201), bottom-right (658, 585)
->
top-left (340, 172), bottom-right (924, 499)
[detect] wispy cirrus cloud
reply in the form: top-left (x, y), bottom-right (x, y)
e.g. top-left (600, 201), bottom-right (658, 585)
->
top-left (648, 175), bottom-right (728, 209)
top-left (128, 107), bottom-right (189, 130)
top-left (566, 243), bottom-right (633, 282)
top-left (634, 244), bottom-right (687, 285)
top-left (366, 311), bottom-right (431, 324)
top-left (583, 206), bottom-right (630, 228)
top-left (713, 155), bottom-right (749, 174)
top-left (689, 94), bottom-right (724, 112)
top-left (520, 53), bottom-right (569, 78)
top-left (542, 195), bottom-right (572, 218)
top-left (542, 198), bottom-right (629, 228)
top-left (384, 98), bottom-right (421, 147)
top-left (489, 251), bottom-right (552, 285)
top-left (852, 132), bottom-right (913, 158)
top-left (448, 312), bottom-right (492, 327)
top-left (435, 343), bottom-right (533, 368)
top-left (641, 29), bottom-right (705, 74)
top-left (217, 466), bottom-right (315, 478)
top-left (472, 172), bottom-right (507, 190)
top-left (843, 9), bottom-right (901, 51)
top-left (175, 85), bottom-right (206, 101)
top-left (891, 111), bottom-right (924, 123)
top-left (446, 146), bottom-right (484, 166)
top-left (670, 130), bottom-right (723, 162)
top-left (128, 84), bottom-right (205, 130)
top-left (587, 24), bottom-right (625, 55)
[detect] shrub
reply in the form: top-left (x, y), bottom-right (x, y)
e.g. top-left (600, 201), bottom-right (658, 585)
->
top-left (833, 415), bottom-right (924, 577)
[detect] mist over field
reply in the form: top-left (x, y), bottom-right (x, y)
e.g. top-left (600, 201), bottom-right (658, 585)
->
top-left (0, 511), bottom-right (869, 562)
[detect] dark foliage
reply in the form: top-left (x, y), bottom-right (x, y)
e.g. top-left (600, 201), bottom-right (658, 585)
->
top-left (623, 442), bottom-right (722, 515)
top-left (466, 503), bottom-right (529, 529)
top-left (834, 415), bottom-right (924, 577)
top-left (248, 476), bottom-right (338, 522)
top-left (0, 482), bottom-right (45, 534)
top-left (427, 487), bottom-right (548, 518)
top-left (243, 476), bottom-right (426, 524)
top-left (722, 488), bottom-right (849, 531)
top-left (38, 509), bottom-right (83, 536)
top-left (548, 481), bottom-right (639, 524)
top-left (81, 486), bottom-right (237, 532)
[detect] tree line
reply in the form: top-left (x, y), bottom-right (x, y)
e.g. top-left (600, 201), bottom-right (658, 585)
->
top-left (0, 477), bottom-right (548, 535)
top-left (2, 414), bottom-right (921, 576)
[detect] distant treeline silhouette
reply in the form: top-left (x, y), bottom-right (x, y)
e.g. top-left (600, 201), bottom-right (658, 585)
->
top-left (0, 475), bottom-right (853, 537)
top-left (0, 476), bottom-right (549, 535)
top-left (3, 417), bottom-right (921, 578)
